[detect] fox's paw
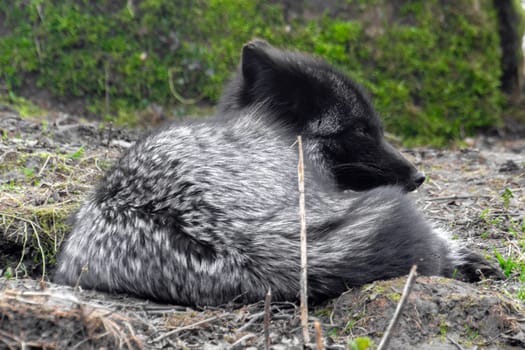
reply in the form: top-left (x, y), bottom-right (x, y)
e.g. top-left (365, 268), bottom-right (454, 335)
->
top-left (455, 250), bottom-right (505, 282)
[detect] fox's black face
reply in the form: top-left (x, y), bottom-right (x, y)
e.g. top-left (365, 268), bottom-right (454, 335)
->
top-left (218, 39), bottom-right (425, 192)
top-left (322, 124), bottom-right (426, 192)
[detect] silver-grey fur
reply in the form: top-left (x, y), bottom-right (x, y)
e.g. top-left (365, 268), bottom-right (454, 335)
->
top-left (54, 40), bottom-right (502, 306)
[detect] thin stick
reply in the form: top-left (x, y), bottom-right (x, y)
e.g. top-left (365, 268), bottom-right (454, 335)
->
top-left (74, 264), bottom-right (89, 291)
top-left (264, 288), bottom-right (272, 350)
top-left (446, 335), bottom-right (467, 350)
top-left (230, 333), bottom-right (257, 349)
top-left (314, 320), bottom-right (323, 350)
top-left (236, 311), bottom-right (264, 333)
top-left (14, 225), bottom-right (28, 279)
top-left (106, 122), bottom-right (113, 148)
top-left (152, 314), bottom-right (225, 343)
top-left (27, 220), bottom-right (46, 281)
top-left (377, 265), bottom-right (418, 350)
top-left (297, 135), bottom-right (310, 345)
top-left (37, 155), bottom-right (51, 177)
top-left (426, 195), bottom-right (491, 202)
top-left (167, 68), bottom-right (202, 105)
top-left (104, 61), bottom-right (110, 117)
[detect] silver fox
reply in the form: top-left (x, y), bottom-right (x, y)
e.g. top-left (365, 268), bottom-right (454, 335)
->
top-left (54, 40), bottom-right (502, 306)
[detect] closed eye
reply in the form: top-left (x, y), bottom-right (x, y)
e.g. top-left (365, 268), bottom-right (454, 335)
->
top-left (354, 125), bottom-right (372, 137)
top-left (355, 126), bottom-right (366, 135)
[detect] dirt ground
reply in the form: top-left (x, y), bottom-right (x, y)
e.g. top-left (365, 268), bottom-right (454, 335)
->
top-left (0, 104), bottom-right (524, 349)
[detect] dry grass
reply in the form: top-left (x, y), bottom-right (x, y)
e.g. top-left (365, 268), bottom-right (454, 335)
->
top-left (0, 113), bottom-right (124, 279)
top-left (0, 287), bottom-right (146, 349)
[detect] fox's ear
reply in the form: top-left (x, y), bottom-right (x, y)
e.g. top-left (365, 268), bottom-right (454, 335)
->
top-left (240, 39), bottom-right (303, 103)
top-left (234, 40), bottom-right (326, 130)
top-left (241, 39), bottom-right (275, 86)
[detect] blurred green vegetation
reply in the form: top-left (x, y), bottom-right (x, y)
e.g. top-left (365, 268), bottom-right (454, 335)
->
top-left (0, 0), bottom-right (516, 145)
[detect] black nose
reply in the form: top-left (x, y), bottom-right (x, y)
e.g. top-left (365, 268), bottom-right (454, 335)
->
top-left (413, 172), bottom-right (426, 188)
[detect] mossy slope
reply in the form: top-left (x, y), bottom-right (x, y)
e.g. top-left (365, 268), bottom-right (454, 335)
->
top-left (0, 0), bottom-right (513, 144)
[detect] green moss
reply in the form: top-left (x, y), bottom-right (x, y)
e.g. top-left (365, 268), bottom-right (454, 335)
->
top-left (0, 203), bottom-right (74, 278)
top-left (370, 284), bottom-right (385, 293)
top-left (386, 292), bottom-right (401, 301)
top-left (0, 0), bottom-right (511, 144)
top-left (29, 204), bottom-right (73, 262)
top-left (439, 318), bottom-right (448, 337)
top-left (0, 137), bottom-right (111, 278)
top-left (348, 336), bottom-right (375, 350)
top-left (0, 93), bottom-right (47, 117)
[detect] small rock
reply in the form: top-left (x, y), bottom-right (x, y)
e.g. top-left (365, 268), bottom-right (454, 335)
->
top-left (499, 160), bottom-right (519, 172)
top-left (37, 136), bottom-right (55, 148)
top-left (110, 139), bottom-right (133, 149)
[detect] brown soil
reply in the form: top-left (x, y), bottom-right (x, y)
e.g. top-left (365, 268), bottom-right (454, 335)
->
top-left (0, 104), bottom-right (524, 349)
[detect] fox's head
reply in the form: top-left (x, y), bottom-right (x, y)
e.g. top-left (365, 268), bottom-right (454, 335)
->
top-left (218, 39), bottom-right (425, 192)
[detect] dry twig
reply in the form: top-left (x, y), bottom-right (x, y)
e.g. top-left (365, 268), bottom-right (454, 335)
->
top-left (151, 313), bottom-right (226, 343)
top-left (297, 135), bottom-right (310, 345)
top-left (230, 333), bottom-right (257, 349)
top-left (377, 265), bottom-right (418, 350)
top-left (236, 311), bottom-right (264, 333)
top-left (446, 335), bottom-right (467, 350)
top-left (426, 195), bottom-right (491, 201)
top-left (314, 320), bottom-right (323, 350)
top-left (264, 288), bottom-right (272, 350)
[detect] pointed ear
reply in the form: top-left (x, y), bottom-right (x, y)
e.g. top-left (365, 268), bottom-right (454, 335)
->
top-left (240, 39), bottom-right (304, 103)
top-left (234, 40), bottom-right (326, 129)
top-left (241, 39), bottom-right (275, 87)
